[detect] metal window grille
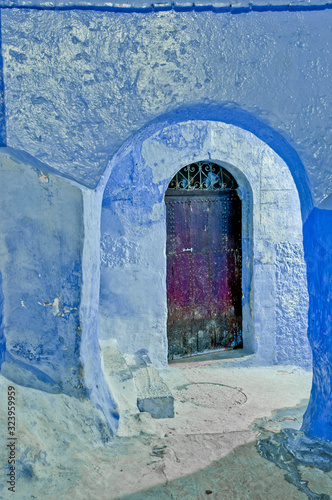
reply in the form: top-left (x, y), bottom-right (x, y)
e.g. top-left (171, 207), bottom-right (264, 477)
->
top-left (167, 162), bottom-right (238, 191)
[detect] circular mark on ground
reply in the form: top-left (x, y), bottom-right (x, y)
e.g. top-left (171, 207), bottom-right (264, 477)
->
top-left (175, 382), bottom-right (247, 408)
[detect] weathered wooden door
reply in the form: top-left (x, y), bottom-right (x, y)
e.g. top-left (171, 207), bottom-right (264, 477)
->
top-left (165, 162), bottom-right (242, 360)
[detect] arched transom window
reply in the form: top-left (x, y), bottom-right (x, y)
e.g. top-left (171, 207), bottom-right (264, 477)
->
top-left (167, 161), bottom-right (238, 192)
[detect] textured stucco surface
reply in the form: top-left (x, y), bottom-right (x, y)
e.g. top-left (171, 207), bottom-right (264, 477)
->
top-left (99, 120), bottom-right (311, 368)
top-left (0, 149), bottom-right (84, 395)
top-left (1, 9), bottom-right (331, 206)
top-left (275, 243), bottom-right (311, 367)
top-left (0, 11), bottom-right (5, 146)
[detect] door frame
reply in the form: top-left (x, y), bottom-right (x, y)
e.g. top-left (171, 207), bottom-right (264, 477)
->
top-left (165, 165), bottom-right (243, 360)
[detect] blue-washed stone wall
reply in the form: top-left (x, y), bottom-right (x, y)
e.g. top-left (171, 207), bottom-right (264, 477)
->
top-left (302, 208), bottom-right (332, 442)
top-left (99, 147), bottom-right (168, 368)
top-left (0, 150), bottom-right (119, 432)
top-left (0, 8), bottom-right (331, 207)
top-left (0, 149), bottom-right (84, 396)
top-left (0, 3), bottom-right (331, 441)
top-left (80, 187), bottom-right (119, 434)
top-left (275, 243), bottom-right (311, 368)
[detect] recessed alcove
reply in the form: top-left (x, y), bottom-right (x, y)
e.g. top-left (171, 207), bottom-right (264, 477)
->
top-left (99, 120), bottom-right (311, 370)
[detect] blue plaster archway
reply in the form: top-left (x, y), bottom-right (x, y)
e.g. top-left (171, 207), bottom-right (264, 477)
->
top-left (101, 105), bottom-right (313, 220)
top-left (96, 110), bottom-right (332, 442)
top-left (98, 117), bottom-right (310, 370)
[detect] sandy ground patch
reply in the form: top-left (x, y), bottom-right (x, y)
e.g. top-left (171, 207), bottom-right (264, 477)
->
top-left (1, 363), bottom-right (325, 500)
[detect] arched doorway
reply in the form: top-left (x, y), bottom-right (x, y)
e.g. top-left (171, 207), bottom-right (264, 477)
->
top-left (98, 119), bottom-right (311, 370)
top-left (165, 161), bottom-right (242, 360)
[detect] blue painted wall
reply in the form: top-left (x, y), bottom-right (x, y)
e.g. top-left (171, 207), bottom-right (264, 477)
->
top-left (0, 150), bottom-right (84, 396)
top-left (0, 8), bottom-right (331, 207)
top-left (0, 150), bottom-right (119, 432)
top-left (0, 4), bottom-right (331, 440)
top-left (302, 208), bottom-right (332, 442)
top-left (100, 147), bottom-right (169, 367)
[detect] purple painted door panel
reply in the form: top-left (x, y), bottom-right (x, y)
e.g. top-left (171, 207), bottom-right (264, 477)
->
top-left (166, 191), bottom-right (242, 359)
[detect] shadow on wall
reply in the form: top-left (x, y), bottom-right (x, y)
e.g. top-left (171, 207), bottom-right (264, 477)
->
top-left (0, 150), bottom-right (84, 396)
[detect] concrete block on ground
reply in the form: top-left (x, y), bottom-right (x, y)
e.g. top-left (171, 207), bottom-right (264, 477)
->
top-left (125, 349), bottom-right (174, 419)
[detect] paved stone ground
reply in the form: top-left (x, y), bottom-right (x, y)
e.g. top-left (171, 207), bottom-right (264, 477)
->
top-left (1, 362), bottom-right (330, 499)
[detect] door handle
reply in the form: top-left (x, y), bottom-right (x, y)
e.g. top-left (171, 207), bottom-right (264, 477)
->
top-left (182, 248), bottom-right (193, 252)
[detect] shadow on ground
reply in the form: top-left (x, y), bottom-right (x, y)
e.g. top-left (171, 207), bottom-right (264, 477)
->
top-left (120, 440), bottom-right (307, 500)
top-left (121, 404), bottom-right (332, 500)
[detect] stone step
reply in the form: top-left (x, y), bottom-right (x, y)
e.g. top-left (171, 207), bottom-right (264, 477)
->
top-left (100, 339), bottom-right (139, 423)
top-left (100, 340), bottom-right (173, 437)
top-left (100, 339), bottom-right (155, 437)
top-left (124, 349), bottom-right (174, 419)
